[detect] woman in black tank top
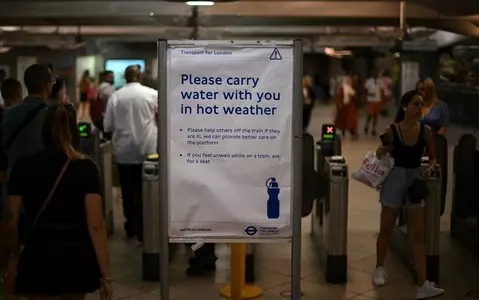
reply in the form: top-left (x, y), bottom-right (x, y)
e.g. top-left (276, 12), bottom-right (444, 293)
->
top-left (371, 90), bottom-right (444, 298)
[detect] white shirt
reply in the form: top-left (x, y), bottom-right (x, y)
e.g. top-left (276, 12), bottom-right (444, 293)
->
top-left (104, 82), bottom-right (158, 164)
top-left (98, 82), bottom-right (114, 105)
top-left (364, 77), bottom-right (382, 103)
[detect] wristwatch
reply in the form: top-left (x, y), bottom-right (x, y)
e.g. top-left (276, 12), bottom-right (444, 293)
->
top-left (101, 277), bottom-right (113, 283)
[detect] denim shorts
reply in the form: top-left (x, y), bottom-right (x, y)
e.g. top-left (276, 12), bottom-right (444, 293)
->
top-left (380, 167), bottom-right (425, 208)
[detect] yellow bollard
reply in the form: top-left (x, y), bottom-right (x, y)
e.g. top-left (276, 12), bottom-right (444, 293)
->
top-left (219, 243), bottom-right (263, 299)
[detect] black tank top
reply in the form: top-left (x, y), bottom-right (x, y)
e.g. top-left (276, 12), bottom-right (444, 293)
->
top-left (390, 124), bottom-right (426, 168)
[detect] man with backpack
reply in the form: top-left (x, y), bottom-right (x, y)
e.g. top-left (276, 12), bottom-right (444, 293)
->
top-left (1, 64), bottom-right (53, 175)
top-left (0, 64), bottom-right (53, 297)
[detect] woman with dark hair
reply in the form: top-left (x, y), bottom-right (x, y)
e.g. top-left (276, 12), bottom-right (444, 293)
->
top-left (50, 77), bottom-right (68, 104)
top-left (49, 78), bottom-right (78, 148)
top-left (78, 70), bottom-right (91, 120)
top-left (2, 103), bottom-right (112, 300)
top-left (372, 90), bottom-right (444, 299)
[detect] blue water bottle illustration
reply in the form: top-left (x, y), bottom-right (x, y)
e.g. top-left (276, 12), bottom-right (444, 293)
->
top-left (266, 177), bottom-right (280, 219)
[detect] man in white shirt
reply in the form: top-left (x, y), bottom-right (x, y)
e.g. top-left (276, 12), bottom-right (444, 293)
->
top-left (364, 69), bottom-right (383, 136)
top-left (104, 65), bottom-right (158, 242)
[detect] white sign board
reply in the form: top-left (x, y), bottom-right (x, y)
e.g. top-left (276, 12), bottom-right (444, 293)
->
top-left (401, 61), bottom-right (420, 97)
top-left (166, 42), bottom-right (294, 240)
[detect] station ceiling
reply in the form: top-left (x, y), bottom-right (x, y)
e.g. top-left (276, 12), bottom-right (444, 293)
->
top-left (0, 0), bottom-right (477, 48)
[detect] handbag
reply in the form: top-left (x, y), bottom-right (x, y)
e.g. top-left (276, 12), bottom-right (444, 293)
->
top-left (2, 159), bottom-right (71, 298)
top-left (408, 178), bottom-right (429, 204)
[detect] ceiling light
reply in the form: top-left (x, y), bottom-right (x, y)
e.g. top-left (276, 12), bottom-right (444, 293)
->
top-left (0, 26), bottom-right (20, 32)
top-left (0, 47), bottom-right (11, 53)
top-left (186, 1), bottom-right (215, 6)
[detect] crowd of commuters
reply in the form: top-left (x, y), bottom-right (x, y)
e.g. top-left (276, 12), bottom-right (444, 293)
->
top-left (303, 69), bottom-right (449, 141)
top-left (0, 61), bottom-right (216, 290)
top-left (0, 64), bottom-right (112, 300)
top-left (0, 59), bottom-right (452, 299)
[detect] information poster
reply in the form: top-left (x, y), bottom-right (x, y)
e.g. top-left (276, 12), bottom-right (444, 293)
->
top-left (167, 45), bottom-right (294, 239)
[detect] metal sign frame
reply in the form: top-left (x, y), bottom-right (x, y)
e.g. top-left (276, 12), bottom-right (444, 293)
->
top-left (157, 39), bottom-right (303, 299)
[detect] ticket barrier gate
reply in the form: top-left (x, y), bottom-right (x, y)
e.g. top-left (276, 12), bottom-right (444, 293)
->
top-left (79, 124), bottom-right (115, 235)
top-left (311, 154), bottom-right (348, 284)
top-left (315, 135), bottom-right (341, 174)
top-left (141, 153), bottom-right (258, 282)
top-left (434, 134), bottom-right (448, 216)
top-left (390, 158), bottom-right (442, 283)
top-left (302, 132), bottom-right (322, 217)
top-left (78, 122), bottom-right (93, 155)
top-left (96, 138), bottom-right (115, 236)
top-left (142, 154), bottom-right (181, 281)
top-left (142, 153), bottom-right (162, 281)
top-left (450, 134), bottom-right (479, 255)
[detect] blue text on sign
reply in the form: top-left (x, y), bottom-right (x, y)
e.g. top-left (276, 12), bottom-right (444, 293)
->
top-left (181, 74), bottom-right (260, 88)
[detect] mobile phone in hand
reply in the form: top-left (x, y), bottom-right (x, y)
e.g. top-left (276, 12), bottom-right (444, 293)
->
top-left (379, 133), bottom-right (392, 147)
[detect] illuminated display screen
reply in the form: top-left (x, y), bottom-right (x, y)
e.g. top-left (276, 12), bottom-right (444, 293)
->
top-left (105, 59), bottom-right (146, 89)
top-left (321, 124), bottom-right (336, 140)
top-left (78, 122), bottom-right (91, 139)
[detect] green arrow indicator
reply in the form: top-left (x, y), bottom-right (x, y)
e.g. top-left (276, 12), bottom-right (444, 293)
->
top-left (79, 124), bottom-right (87, 132)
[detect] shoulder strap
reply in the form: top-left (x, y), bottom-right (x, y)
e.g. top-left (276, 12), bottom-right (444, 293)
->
top-left (420, 124), bottom-right (426, 142)
top-left (4, 103), bottom-right (47, 151)
top-left (390, 124), bottom-right (399, 140)
top-left (32, 159), bottom-right (71, 227)
top-left (395, 124), bottom-right (406, 141)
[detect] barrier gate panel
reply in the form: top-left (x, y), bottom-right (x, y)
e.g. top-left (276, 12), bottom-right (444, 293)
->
top-left (433, 134), bottom-right (447, 216)
top-left (142, 160), bottom-right (161, 281)
top-left (323, 157), bottom-right (348, 284)
top-left (451, 134), bottom-right (479, 256)
top-left (101, 141), bottom-right (114, 235)
top-left (452, 134), bottom-right (476, 220)
top-left (425, 164), bottom-right (442, 283)
top-left (390, 159), bottom-right (442, 284)
top-left (303, 132), bottom-right (319, 217)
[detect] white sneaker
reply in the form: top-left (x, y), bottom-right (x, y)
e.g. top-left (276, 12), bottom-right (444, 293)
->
top-left (371, 267), bottom-right (388, 286)
top-left (416, 281), bottom-right (444, 299)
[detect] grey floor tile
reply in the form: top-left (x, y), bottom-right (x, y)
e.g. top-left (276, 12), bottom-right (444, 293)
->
top-left (347, 255), bottom-right (409, 284)
top-left (304, 268), bottom-right (377, 295)
top-left (263, 280), bottom-right (358, 300)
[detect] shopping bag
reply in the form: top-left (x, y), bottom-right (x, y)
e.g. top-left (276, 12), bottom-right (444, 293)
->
top-left (352, 151), bottom-right (394, 188)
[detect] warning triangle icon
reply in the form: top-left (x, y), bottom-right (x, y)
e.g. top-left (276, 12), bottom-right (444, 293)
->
top-left (270, 48), bottom-right (282, 60)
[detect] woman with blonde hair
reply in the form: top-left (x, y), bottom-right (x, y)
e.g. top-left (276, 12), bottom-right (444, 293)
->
top-left (3, 103), bottom-right (112, 300)
top-left (415, 78), bottom-right (449, 135)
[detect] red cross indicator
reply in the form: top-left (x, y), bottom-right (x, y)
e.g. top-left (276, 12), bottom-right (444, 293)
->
top-left (321, 124), bottom-right (336, 140)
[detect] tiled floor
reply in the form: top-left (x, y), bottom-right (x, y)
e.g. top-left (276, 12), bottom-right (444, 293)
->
top-left (93, 104), bottom-right (479, 300)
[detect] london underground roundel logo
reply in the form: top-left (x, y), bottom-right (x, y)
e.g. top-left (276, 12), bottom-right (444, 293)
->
top-left (244, 226), bottom-right (258, 236)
